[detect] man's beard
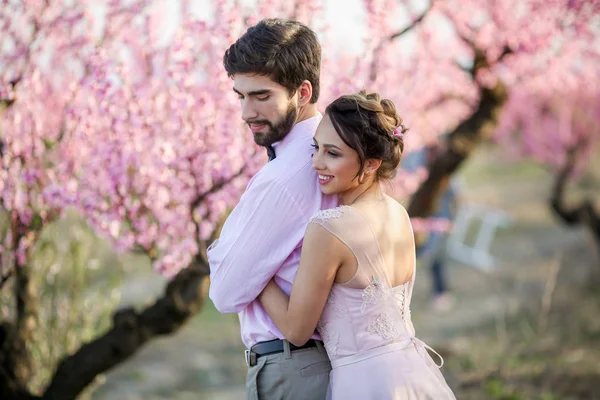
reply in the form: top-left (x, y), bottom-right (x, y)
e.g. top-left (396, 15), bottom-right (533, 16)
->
top-left (250, 102), bottom-right (298, 147)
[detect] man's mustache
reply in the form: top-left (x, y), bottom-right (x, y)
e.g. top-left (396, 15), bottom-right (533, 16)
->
top-left (246, 119), bottom-right (272, 127)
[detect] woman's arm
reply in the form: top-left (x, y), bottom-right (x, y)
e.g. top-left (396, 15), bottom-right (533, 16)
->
top-left (258, 222), bottom-right (345, 346)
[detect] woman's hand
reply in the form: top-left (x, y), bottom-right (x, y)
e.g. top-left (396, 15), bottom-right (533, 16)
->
top-left (258, 223), bottom-right (345, 346)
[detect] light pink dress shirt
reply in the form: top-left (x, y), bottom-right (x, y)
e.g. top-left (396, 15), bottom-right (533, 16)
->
top-left (208, 114), bottom-right (338, 348)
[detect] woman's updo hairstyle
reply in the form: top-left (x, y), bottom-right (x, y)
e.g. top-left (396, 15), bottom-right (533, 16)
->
top-left (325, 90), bottom-right (407, 181)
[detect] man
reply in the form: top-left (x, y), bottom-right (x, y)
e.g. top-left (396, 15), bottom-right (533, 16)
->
top-left (208, 19), bottom-right (337, 400)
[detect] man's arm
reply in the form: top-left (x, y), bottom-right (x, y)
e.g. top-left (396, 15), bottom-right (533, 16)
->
top-left (258, 223), bottom-right (344, 346)
top-left (208, 179), bottom-right (307, 314)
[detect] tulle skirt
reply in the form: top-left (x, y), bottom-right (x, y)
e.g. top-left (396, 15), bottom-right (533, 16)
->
top-left (326, 340), bottom-right (456, 400)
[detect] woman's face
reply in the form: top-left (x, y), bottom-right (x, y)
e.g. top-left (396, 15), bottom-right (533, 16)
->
top-left (311, 114), bottom-right (362, 196)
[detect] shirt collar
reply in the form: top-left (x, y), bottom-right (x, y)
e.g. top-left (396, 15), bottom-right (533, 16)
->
top-left (272, 113), bottom-right (322, 157)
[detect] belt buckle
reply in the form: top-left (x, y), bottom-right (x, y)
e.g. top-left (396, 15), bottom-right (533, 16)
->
top-left (244, 349), bottom-right (257, 367)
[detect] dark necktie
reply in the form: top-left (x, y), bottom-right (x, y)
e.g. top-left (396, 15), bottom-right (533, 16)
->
top-left (266, 145), bottom-right (276, 161)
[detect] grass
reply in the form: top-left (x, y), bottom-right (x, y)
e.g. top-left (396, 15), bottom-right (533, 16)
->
top-left (440, 259), bottom-right (600, 400)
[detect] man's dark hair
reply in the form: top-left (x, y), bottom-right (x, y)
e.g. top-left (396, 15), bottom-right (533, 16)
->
top-left (223, 18), bottom-right (321, 103)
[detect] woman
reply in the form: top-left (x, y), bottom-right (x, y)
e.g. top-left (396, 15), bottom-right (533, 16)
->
top-left (258, 91), bottom-right (456, 399)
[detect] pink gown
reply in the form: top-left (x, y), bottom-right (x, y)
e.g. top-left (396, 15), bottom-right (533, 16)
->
top-left (310, 205), bottom-right (456, 400)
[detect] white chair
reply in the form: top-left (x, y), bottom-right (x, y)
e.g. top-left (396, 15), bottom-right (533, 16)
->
top-left (446, 203), bottom-right (511, 271)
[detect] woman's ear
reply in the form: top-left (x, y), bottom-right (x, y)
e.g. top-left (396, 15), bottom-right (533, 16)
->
top-left (365, 159), bottom-right (382, 175)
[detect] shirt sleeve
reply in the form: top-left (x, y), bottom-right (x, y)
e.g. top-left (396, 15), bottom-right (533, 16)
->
top-left (207, 178), bottom-right (307, 314)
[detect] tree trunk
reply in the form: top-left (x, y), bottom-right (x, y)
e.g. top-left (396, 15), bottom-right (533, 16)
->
top-left (406, 43), bottom-right (510, 218)
top-left (550, 140), bottom-right (600, 273)
top-left (0, 274), bottom-right (37, 399)
top-left (0, 322), bottom-right (38, 400)
top-left (407, 81), bottom-right (507, 218)
top-left (0, 218), bottom-right (37, 400)
top-left (14, 263), bottom-right (36, 385)
top-left (41, 261), bottom-right (209, 400)
top-left (0, 257), bottom-right (209, 400)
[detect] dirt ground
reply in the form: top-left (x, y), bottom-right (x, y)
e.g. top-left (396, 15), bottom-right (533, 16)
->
top-left (91, 145), bottom-right (600, 400)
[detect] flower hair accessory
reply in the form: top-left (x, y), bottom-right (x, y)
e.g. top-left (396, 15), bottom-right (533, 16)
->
top-left (393, 128), bottom-right (403, 139)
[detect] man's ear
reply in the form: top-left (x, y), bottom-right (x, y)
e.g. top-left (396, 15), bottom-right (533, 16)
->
top-left (296, 80), bottom-right (313, 107)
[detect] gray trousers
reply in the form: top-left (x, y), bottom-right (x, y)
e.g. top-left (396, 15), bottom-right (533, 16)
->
top-left (246, 340), bottom-right (331, 400)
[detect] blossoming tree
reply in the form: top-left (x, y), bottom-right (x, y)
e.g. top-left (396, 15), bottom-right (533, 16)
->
top-left (0, 0), bottom-right (597, 397)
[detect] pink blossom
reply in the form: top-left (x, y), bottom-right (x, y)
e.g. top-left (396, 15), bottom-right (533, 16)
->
top-left (1, 0), bottom-right (597, 276)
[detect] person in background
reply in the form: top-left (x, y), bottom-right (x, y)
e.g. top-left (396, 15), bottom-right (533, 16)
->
top-left (402, 140), bottom-right (459, 312)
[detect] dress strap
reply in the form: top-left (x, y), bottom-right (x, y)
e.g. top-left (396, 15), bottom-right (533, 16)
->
top-left (411, 337), bottom-right (444, 368)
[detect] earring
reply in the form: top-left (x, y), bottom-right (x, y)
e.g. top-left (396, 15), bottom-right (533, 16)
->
top-left (358, 173), bottom-right (365, 184)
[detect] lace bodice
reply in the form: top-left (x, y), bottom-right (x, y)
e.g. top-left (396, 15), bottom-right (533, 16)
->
top-left (310, 205), bottom-right (417, 361)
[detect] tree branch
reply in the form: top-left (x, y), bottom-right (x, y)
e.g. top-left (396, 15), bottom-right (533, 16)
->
top-left (42, 260), bottom-right (209, 399)
top-left (0, 79), bottom-right (19, 109)
top-left (0, 271), bottom-right (12, 290)
top-left (423, 92), bottom-right (472, 111)
top-left (388, 5), bottom-right (432, 41)
top-left (0, 1), bottom-right (50, 109)
top-left (190, 165), bottom-right (248, 267)
top-left (407, 49), bottom-right (508, 218)
top-left (191, 166), bottom-right (248, 212)
top-left (439, 7), bottom-right (512, 78)
top-left (370, 3), bottom-right (433, 81)
top-left (406, 6), bottom-right (517, 220)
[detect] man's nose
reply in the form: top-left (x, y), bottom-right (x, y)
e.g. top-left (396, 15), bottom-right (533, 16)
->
top-left (241, 99), bottom-right (257, 122)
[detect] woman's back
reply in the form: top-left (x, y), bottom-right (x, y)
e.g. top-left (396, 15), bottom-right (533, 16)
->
top-left (351, 196), bottom-right (416, 287)
top-left (311, 202), bottom-right (456, 400)
top-left (309, 199), bottom-right (417, 360)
